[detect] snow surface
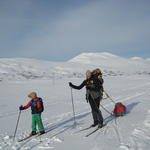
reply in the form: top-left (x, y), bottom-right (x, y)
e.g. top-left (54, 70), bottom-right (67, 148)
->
top-left (0, 52), bottom-right (150, 150)
top-left (0, 75), bottom-right (150, 150)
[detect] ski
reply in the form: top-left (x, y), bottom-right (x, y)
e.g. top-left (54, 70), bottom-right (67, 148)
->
top-left (18, 128), bottom-right (55, 142)
top-left (85, 124), bottom-right (106, 137)
top-left (18, 132), bottom-right (47, 142)
top-left (85, 128), bottom-right (100, 137)
top-left (18, 135), bottom-right (35, 142)
top-left (76, 126), bottom-right (93, 133)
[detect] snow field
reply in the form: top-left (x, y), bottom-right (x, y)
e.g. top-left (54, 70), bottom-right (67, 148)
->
top-left (0, 75), bottom-right (150, 149)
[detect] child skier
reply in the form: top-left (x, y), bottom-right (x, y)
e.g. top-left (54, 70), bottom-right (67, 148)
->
top-left (19, 92), bottom-right (45, 136)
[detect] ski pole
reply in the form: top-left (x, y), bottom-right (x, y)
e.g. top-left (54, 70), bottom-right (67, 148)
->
top-left (99, 103), bottom-right (112, 115)
top-left (91, 97), bottom-right (112, 115)
top-left (104, 90), bottom-right (116, 104)
top-left (70, 87), bottom-right (76, 126)
top-left (13, 110), bottom-right (21, 141)
top-left (89, 92), bottom-right (111, 114)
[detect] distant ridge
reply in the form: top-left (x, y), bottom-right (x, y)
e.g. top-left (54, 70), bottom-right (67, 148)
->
top-left (0, 52), bottom-right (149, 81)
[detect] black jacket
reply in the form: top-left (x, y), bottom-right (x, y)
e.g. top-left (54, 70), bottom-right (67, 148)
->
top-left (71, 77), bottom-right (103, 100)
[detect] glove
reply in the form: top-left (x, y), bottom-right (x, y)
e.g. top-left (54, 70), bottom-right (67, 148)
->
top-left (19, 105), bottom-right (24, 111)
top-left (69, 82), bottom-right (73, 87)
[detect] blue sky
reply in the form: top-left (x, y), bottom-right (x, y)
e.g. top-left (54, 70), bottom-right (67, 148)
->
top-left (0, 0), bottom-right (150, 61)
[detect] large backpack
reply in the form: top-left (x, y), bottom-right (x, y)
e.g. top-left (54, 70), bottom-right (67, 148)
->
top-left (30, 98), bottom-right (44, 113)
top-left (38, 98), bottom-right (44, 113)
top-left (91, 68), bottom-right (104, 92)
top-left (91, 68), bottom-right (103, 79)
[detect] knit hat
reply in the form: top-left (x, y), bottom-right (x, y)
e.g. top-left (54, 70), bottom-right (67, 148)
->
top-left (86, 70), bottom-right (91, 74)
top-left (28, 92), bottom-right (37, 99)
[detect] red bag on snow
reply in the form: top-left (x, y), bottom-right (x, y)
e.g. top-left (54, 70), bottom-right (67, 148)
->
top-left (113, 102), bottom-right (126, 117)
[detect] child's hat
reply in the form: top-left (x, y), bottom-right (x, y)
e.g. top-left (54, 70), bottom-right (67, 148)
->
top-left (28, 92), bottom-right (37, 98)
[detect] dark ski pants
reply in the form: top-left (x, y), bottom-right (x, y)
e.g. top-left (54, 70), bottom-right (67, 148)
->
top-left (89, 97), bottom-right (103, 125)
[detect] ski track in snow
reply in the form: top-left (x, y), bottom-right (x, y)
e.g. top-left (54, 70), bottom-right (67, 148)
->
top-left (0, 110), bottom-right (90, 150)
top-left (0, 96), bottom-right (148, 149)
top-left (129, 109), bottom-right (150, 150)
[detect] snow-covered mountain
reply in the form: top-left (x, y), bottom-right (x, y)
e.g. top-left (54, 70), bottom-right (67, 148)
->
top-left (69, 52), bottom-right (150, 73)
top-left (0, 58), bottom-right (92, 81)
top-left (0, 53), bottom-right (149, 81)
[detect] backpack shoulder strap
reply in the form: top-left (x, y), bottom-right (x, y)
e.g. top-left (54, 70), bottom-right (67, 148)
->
top-left (37, 98), bottom-right (43, 102)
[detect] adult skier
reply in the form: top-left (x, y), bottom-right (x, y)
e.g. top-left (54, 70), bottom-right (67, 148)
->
top-left (19, 92), bottom-right (45, 135)
top-left (69, 70), bottom-right (104, 128)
